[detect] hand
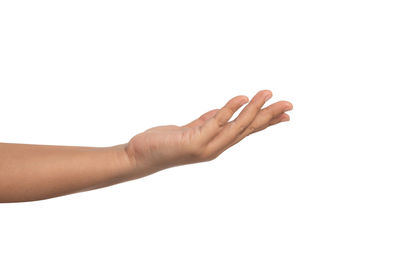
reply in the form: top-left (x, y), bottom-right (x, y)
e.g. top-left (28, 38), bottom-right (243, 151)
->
top-left (124, 90), bottom-right (293, 174)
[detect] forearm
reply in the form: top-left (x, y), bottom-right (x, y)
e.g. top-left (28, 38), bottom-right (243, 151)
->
top-left (0, 142), bottom-right (137, 202)
top-left (0, 90), bottom-right (293, 202)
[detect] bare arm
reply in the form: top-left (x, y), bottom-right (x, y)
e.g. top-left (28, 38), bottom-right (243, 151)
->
top-left (0, 90), bottom-right (293, 202)
top-left (0, 143), bottom-right (134, 202)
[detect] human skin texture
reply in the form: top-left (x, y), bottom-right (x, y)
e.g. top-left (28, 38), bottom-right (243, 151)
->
top-left (0, 90), bottom-right (293, 202)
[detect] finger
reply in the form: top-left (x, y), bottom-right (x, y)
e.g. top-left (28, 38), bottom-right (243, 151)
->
top-left (183, 109), bottom-right (219, 128)
top-left (231, 89), bottom-right (272, 130)
top-left (215, 102), bottom-right (292, 155)
top-left (198, 95), bottom-right (249, 144)
top-left (228, 101), bottom-right (292, 146)
top-left (202, 90), bottom-right (272, 156)
top-left (249, 100), bottom-right (293, 132)
top-left (268, 113), bottom-right (290, 127)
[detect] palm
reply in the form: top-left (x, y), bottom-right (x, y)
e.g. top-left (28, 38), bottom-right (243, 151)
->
top-left (126, 90), bottom-right (293, 172)
top-left (127, 125), bottom-right (199, 169)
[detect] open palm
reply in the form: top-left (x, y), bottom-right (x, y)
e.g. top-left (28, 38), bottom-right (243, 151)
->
top-left (126, 90), bottom-right (293, 172)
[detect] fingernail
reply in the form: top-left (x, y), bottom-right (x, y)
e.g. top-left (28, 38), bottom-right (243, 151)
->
top-left (264, 92), bottom-right (272, 101)
top-left (284, 105), bottom-right (293, 111)
top-left (240, 98), bottom-right (249, 104)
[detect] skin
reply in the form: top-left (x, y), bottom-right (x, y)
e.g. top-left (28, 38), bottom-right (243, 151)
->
top-left (0, 90), bottom-right (293, 202)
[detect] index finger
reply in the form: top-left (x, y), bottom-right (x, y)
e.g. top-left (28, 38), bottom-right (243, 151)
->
top-left (198, 95), bottom-right (249, 144)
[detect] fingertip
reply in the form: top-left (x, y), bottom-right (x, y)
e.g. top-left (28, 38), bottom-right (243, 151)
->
top-left (259, 89), bottom-right (272, 98)
top-left (264, 89), bottom-right (273, 96)
top-left (238, 95), bottom-right (249, 104)
top-left (281, 113), bottom-right (290, 122)
top-left (281, 101), bottom-right (293, 111)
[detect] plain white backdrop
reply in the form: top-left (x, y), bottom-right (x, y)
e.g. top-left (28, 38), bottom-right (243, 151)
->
top-left (1, 0), bottom-right (399, 264)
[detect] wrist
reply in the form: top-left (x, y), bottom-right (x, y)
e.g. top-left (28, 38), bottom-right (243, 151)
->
top-left (109, 143), bottom-right (157, 181)
top-left (110, 143), bottom-right (137, 177)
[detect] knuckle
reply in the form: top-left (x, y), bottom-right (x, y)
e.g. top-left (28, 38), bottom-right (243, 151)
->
top-left (218, 107), bottom-right (235, 125)
top-left (216, 117), bottom-right (225, 127)
top-left (211, 114), bottom-right (224, 128)
top-left (232, 121), bottom-right (247, 134)
top-left (239, 125), bottom-right (247, 133)
top-left (247, 125), bottom-right (256, 133)
top-left (264, 112), bottom-right (273, 122)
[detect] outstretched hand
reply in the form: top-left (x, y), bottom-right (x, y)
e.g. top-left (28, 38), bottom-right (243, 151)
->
top-left (0, 90), bottom-right (292, 202)
top-left (125, 90), bottom-right (293, 174)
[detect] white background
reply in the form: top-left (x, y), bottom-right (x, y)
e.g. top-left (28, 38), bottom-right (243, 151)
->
top-left (1, 0), bottom-right (399, 264)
